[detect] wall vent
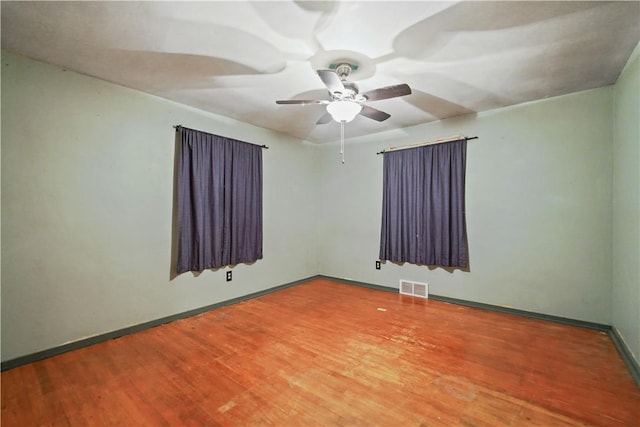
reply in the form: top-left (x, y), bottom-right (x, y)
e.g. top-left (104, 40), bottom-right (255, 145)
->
top-left (399, 280), bottom-right (429, 299)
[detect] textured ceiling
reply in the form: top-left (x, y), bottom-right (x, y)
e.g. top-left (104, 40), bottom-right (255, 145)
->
top-left (2, 1), bottom-right (639, 143)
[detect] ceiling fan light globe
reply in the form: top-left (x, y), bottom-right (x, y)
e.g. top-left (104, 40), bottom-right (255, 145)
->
top-left (327, 100), bottom-right (363, 123)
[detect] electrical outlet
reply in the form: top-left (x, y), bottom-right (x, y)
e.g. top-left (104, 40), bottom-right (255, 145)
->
top-left (226, 270), bottom-right (232, 282)
top-left (375, 260), bottom-right (381, 270)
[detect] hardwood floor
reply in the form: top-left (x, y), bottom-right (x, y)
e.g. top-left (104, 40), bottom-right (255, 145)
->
top-left (2, 278), bottom-right (639, 426)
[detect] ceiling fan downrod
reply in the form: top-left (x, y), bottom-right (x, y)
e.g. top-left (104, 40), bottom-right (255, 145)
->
top-left (335, 63), bottom-right (354, 81)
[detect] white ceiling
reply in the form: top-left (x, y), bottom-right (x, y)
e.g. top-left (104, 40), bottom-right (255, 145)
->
top-left (2, 1), bottom-right (639, 143)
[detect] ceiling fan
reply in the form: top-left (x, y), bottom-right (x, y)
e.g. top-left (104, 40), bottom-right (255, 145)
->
top-left (276, 63), bottom-right (412, 125)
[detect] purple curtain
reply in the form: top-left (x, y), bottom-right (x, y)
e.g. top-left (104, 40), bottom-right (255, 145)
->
top-left (379, 139), bottom-right (468, 268)
top-left (176, 127), bottom-right (262, 274)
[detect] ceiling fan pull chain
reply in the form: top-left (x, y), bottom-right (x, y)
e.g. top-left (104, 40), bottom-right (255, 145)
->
top-left (340, 121), bottom-right (345, 164)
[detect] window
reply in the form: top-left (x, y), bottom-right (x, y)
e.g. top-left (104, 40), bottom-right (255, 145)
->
top-left (379, 139), bottom-right (468, 268)
top-left (175, 127), bottom-right (263, 274)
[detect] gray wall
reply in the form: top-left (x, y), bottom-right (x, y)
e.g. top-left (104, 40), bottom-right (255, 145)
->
top-left (1, 51), bottom-right (319, 361)
top-left (612, 44), bottom-right (640, 363)
top-left (317, 87), bottom-right (614, 324)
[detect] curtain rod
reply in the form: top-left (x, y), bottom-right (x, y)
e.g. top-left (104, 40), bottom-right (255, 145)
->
top-left (376, 135), bottom-right (478, 155)
top-left (174, 124), bottom-right (269, 149)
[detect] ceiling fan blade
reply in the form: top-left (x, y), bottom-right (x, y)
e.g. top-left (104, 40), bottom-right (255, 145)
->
top-left (317, 69), bottom-right (345, 94)
top-left (276, 99), bottom-right (329, 105)
top-left (362, 83), bottom-right (412, 102)
top-left (316, 112), bottom-right (332, 125)
top-left (360, 105), bottom-right (391, 122)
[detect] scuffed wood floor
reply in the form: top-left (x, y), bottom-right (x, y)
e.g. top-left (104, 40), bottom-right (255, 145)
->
top-left (2, 278), bottom-right (639, 426)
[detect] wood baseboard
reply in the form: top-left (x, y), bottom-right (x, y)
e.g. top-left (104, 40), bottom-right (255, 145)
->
top-left (610, 325), bottom-right (640, 386)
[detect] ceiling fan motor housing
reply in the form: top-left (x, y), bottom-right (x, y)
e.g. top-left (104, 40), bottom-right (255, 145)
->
top-left (334, 81), bottom-right (360, 101)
